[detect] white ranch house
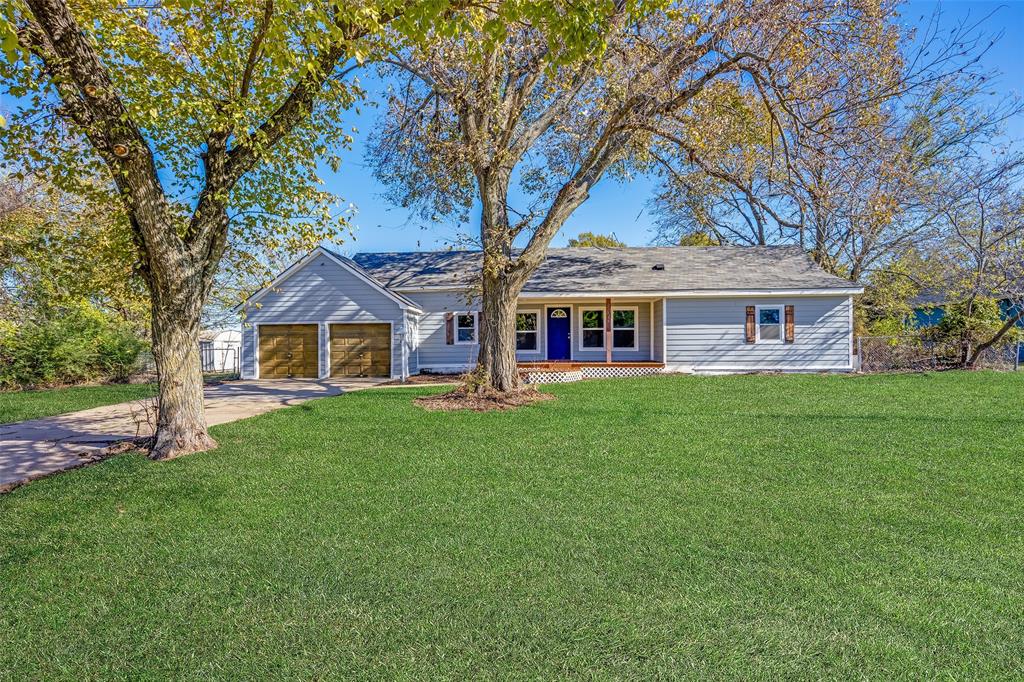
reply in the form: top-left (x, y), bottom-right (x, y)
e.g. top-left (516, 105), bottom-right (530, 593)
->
top-left (238, 245), bottom-right (862, 382)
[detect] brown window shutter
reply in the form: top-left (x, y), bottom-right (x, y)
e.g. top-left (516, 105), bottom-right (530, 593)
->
top-left (745, 306), bottom-right (756, 343)
top-left (445, 312), bottom-right (454, 345)
top-left (784, 305), bottom-right (795, 343)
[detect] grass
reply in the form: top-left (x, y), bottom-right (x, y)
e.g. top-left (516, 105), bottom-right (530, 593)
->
top-left (2, 371), bottom-right (1022, 678)
top-left (0, 383), bottom-right (158, 424)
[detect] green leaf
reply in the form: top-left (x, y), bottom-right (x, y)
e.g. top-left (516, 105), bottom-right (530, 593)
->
top-left (1, 17), bottom-right (20, 62)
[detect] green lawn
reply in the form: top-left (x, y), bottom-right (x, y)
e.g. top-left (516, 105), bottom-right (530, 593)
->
top-left (2, 372), bottom-right (1022, 678)
top-left (0, 383), bottom-right (158, 424)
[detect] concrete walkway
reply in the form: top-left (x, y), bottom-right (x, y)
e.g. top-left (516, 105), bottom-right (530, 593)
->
top-left (0, 379), bottom-right (384, 489)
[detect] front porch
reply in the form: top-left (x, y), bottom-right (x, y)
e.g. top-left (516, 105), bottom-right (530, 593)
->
top-left (514, 297), bottom-right (664, 364)
top-left (517, 360), bottom-right (665, 384)
top-left (512, 297), bottom-right (665, 383)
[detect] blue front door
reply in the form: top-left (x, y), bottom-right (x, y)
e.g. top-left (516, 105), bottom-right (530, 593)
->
top-left (547, 307), bottom-right (571, 360)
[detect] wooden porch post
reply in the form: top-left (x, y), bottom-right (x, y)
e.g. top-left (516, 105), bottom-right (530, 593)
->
top-left (605, 297), bottom-right (612, 364)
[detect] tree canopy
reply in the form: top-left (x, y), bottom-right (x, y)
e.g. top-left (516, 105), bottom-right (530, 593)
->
top-left (567, 231), bottom-right (626, 247)
top-left (1, 0), bottom-right (480, 456)
top-left (0, 175), bottom-right (147, 328)
top-left (649, 10), bottom-right (1022, 281)
top-left (368, 0), bottom-right (923, 391)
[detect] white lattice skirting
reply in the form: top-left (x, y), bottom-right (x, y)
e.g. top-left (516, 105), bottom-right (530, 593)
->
top-left (523, 370), bottom-right (584, 384)
top-left (523, 366), bottom-right (663, 384)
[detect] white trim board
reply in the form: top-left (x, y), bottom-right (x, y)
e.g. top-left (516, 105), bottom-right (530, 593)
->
top-left (419, 364), bottom-right (474, 373)
top-left (648, 300), bottom-right (654, 359)
top-left (847, 295), bottom-right (855, 369)
top-left (660, 297), bottom-right (667, 364)
top-left (664, 364), bottom-right (855, 374)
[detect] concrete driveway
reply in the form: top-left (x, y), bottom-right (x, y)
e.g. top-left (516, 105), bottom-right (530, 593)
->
top-left (0, 378), bottom-right (384, 489)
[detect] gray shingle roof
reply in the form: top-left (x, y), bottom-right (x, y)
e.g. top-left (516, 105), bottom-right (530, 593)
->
top-left (347, 245), bottom-right (857, 294)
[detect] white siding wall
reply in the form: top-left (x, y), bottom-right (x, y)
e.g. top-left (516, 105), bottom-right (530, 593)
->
top-left (652, 299), bottom-right (665, 363)
top-left (240, 255), bottom-right (854, 379)
top-left (241, 253), bottom-right (407, 378)
top-left (664, 296), bottom-right (853, 372)
top-left (403, 291), bottom-right (480, 371)
top-left (402, 294), bottom-right (657, 370)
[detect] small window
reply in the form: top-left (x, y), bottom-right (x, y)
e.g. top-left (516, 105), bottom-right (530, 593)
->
top-left (581, 309), bottom-right (604, 349)
top-left (455, 313), bottom-right (477, 344)
top-left (516, 312), bottom-right (538, 351)
top-left (612, 308), bottom-right (636, 349)
top-left (758, 306), bottom-right (782, 342)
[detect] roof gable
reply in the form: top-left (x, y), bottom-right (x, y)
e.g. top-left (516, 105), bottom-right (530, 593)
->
top-left (240, 246), bottom-right (422, 312)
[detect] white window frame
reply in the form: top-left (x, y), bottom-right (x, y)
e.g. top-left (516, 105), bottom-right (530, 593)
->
top-left (453, 311), bottom-right (478, 345)
top-left (755, 304), bottom-right (784, 344)
top-left (578, 305), bottom-right (639, 351)
top-left (515, 309), bottom-right (541, 354)
top-left (578, 306), bottom-right (606, 351)
top-left (611, 306), bottom-right (639, 351)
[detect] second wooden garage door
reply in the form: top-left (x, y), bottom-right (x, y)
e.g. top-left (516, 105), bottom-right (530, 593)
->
top-left (329, 323), bottom-right (391, 378)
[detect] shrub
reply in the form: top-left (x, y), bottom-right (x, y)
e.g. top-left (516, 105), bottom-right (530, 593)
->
top-left (0, 303), bottom-right (147, 390)
top-left (932, 297), bottom-right (1023, 348)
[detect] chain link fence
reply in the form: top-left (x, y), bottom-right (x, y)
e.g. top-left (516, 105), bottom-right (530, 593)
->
top-left (131, 349), bottom-right (240, 382)
top-left (856, 336), bottom-right (1022, 373)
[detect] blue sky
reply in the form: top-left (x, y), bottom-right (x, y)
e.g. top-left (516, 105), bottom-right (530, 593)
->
top-left (327, 0), bottom-right (1024, 256)
top-left (1, 2), bottom-right (1019, 255)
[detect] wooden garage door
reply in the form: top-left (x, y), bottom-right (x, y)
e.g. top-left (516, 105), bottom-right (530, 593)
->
top-left (330, 323), bottom-right (391, 378)
top-left (258, 324), bottom-right (319, 378)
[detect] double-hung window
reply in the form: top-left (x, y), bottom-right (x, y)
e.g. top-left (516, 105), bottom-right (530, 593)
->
top-left (757, 306), bottom-right (782, 343)
top-left (580, 307), bottom-right (638, 350)
top-left (612, 309), bottom-right (637, 349)
top-left (581, 309), bottom-right (605, 349)
top-left (515, 311), bottom-right (539, 351)
top-left (455, 313), bottom-right (477, 344)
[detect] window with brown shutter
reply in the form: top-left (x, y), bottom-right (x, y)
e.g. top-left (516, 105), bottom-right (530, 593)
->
top-left (445, 312), bottom-right (454, 345)
top-left (745, 306), bottom-right (756, 343)
top-left (784, 305), bottom-right (795, 343)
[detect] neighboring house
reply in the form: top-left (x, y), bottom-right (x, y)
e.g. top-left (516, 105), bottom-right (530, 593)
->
top-left (199, 329), bottom-right (241, 373)
top-left (911, 295), bottom-right (1024, 329)
top-left (238, 245), bottom-right (863, 381)
top-left (911, 294), bottom-right (1024, 362)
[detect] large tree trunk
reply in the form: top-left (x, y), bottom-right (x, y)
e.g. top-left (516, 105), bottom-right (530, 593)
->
top-left (144, 245), bottom-right (219, 460)
top-left (477, 265), bottom-right (522, 392)
top-left (150, 302), bottom-right (215, 459)
top-left (469, 162), bottom-right (591, 393)
top-left (472, 166), bottom-right (527, 393)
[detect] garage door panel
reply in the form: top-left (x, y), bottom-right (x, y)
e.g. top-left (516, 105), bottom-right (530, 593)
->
top-left (259, 324), bottom-right (319, 378)
top-left (330, 323), bottom-right (391, 378)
